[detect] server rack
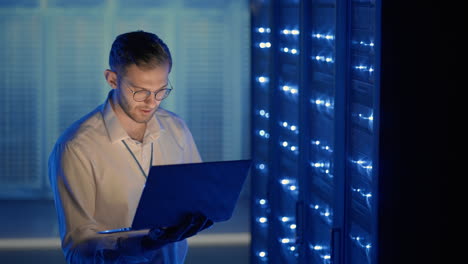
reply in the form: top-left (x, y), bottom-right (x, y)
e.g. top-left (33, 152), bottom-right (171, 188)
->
top-left (250, 0), bottom-right (380, 263)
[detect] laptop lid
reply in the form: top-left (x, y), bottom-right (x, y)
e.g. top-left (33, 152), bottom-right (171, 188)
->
top-left (131, 159), bottom-right (252, 230)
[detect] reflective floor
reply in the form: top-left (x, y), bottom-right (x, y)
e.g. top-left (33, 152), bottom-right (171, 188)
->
top-left (0, 197), bottom-right (250, 264)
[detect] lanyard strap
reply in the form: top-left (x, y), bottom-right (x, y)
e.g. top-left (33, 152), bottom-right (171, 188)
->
top-left (122, 140), bottom-right (154, 179)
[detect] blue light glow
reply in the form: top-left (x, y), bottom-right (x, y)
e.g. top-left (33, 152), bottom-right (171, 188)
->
top-left (282, 85), bottom-right (298, 95)
top-left (311, 97), bottom-right (334, 110)
top-left (257, 163), bottom-right (266, 170)
top-left (258, 109), bottom-right (270, 119)
top-left (282, 47), bottom-right (299, 55)
top-left (280, 238), bottom-right (293, 244)
top-left (310, 203), bottom-right (333, 224)
top-left (311, 245), bottom-right (324, 251)
top-left (354, 65), bottom-right (374, 73)
top-left (280, 140), bottom-right (299, 154)
top-left (353, 40), bottom-right (374, 47)
top-left (350, 235), bottom-right (372, 257)
top-left (352, 159), bottom-right (373, 171)
top-left (257, 129), bottom-right (270, 139)
top-left (282, 29), bottom-right (300, 35)
top-left (257, 251), bottom-right (267, 258)
top-left (312, 33), bottom-right (335, 40)
top-left (256, 27), bottom-right (271, 33)
top-left (258, 42), bottom-right (271, 48)
top-left (312, 55), bottom-right (334, 63)
top-left (257, 76), bottom-right (269, 83)
top-left (352, 187), bottom-right (373, 209)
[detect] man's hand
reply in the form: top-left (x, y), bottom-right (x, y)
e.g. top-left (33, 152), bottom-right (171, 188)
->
top-left (141, 212), bottom-right (213, 250)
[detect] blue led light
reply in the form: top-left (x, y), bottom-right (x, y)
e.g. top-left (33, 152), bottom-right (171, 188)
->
top-left (312, 55), bottom-right (334, 63)
top-left (256, 27), bottom-right (271, 34)
top-left (310, 203), bottom-right (333, 224)
top-left (258, 109), bottom-right (270, 119)
top-left (257, 129), bottom-right (270, 139)
top-left (282, 85), bottom-right (298, 95)
top-left (353, 40), bottom-right (374, 47)
top-left (310, 94), bottom-right (334, 118)
top-left (352, 159), bottom-right (373, 171)
top-left (282, 29), bottom-right (300, 35)
top-left (280, 179), bottom-right (289, 185)
top-left (358, 113), bottom-right (374, 121)
top-left (281, 47), bottom-right (299, 55)
top-left (350, 235), bottom-right (372, 256)
top-left (257, 216), bottom-right (268, 224)
top-left (354, 65), bottom-right (374, 73)
top-left (257, 251), bottom-right (267, 259)
top-left (257, 76), bottom-right (269, 83)
top-left (257, 163), bottom-right (267, 171)
top-left (258, 42), bottom-right (271, 48)
top-left (280, 238), bottom-right (293, 244)
top-left (310, 244), bottom-right (324, 251)
top-left (352, 187), bottom-right (373, 209)
top-left (312, 33), bottom-right (335, 40)
top-left (280, 140), bottom-right (299, 154)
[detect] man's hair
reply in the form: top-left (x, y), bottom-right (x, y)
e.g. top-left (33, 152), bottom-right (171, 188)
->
top-left (109, 30), bottom-right (172, 75)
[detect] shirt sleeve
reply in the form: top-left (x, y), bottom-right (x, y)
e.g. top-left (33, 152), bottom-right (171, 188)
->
top-left (48, 142), bottom-right (160, 263)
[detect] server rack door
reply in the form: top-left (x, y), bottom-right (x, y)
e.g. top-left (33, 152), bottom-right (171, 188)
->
top-left (272, 1), bottom-right (301, 263)
top-left (251, 0), bottom-right (302, 263)
top-left (251, 0), bottom-right (273, 263)
top-left (251, 1), bottom-right (380, 264)
top-left (345, 0), bottom-right (379, 264)
top-left (303, 0), bottom-right (338, 264)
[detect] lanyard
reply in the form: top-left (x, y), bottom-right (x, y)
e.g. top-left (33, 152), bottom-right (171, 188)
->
top-left (122, 140), bottom-right (154, 179)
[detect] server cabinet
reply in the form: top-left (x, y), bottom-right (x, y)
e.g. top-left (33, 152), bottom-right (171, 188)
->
top-left (251, 0), bottom-right (380, 263)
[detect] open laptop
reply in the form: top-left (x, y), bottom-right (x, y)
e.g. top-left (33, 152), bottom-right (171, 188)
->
top-left (98, 159), bottom-right (252, 234)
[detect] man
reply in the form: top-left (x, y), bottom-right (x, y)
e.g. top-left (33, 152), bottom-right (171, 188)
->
top-left (49, 31), bottom-right (212, 263)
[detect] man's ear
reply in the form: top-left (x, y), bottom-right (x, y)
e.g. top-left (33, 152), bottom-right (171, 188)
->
top-left (104, 69), bottom-right (118, 89)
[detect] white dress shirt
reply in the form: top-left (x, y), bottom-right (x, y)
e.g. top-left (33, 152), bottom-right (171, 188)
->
top-left (48, 90), bottom-right (202, 263)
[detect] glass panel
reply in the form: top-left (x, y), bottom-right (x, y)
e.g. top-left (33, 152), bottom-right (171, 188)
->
top-left (0, 15), bottom-right (43, 194)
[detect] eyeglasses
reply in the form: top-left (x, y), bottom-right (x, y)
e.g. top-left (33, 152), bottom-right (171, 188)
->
top-left (126, 80), bottom-right (173, 102)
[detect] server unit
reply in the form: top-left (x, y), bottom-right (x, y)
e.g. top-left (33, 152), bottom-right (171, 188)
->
top-left (251, 0), bottom-right (379, 263)
top-left (250, 0), bottom-right (444, 263)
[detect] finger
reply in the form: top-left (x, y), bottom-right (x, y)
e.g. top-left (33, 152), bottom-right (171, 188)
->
top-left (202, 219), bottom-right (214, 230)
top-left (148, 227), bottom-right (164, 240)
top-left (164, 214), bottom-right (197, 241)
top-left (180, 215), bottom-right (213, 239)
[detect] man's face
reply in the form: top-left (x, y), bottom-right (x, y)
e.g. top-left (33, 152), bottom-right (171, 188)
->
top-left (114, 64), bottom-right (170, 124)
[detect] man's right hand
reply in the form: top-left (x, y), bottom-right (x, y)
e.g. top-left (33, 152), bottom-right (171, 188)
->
top-left (141, 212), bottom-right (213, 250)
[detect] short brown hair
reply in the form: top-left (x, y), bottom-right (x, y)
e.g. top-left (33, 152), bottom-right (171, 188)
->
top-left (109, 30), bottom-right (172, 75)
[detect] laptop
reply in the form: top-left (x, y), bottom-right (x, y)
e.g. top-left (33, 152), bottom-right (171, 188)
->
top-left (98, 159), bottom-right (252, 234)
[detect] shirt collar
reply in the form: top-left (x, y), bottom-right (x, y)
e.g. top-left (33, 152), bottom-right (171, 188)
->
top-left (101, 90), bottom-right (165, 144)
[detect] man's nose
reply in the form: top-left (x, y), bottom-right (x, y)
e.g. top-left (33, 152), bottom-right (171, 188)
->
top-left (144, 93), bottom-right (158, 107)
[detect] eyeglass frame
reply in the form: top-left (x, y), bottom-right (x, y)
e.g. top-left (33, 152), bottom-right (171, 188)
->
top-left (119, 75), bottom-right (173, 102)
